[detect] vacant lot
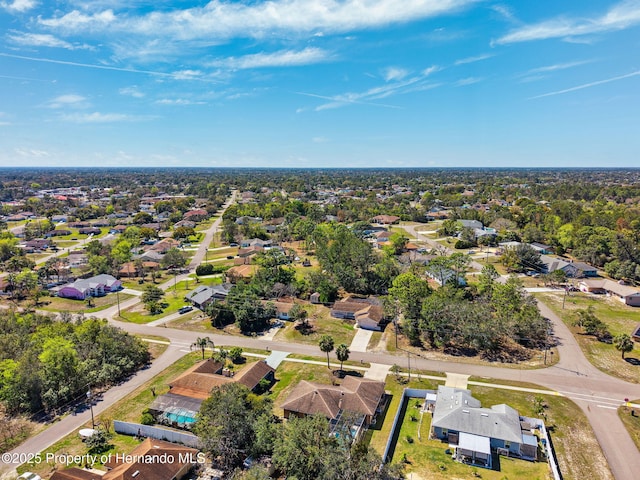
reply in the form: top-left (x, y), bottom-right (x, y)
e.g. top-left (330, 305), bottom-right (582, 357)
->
top-left (536, 292), bottom-right (640, 383)
top-left (275, 304), bottom-right (356, 346)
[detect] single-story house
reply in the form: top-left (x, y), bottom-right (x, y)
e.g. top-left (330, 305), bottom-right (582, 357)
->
top-left (135, 250), bottom-right (164, 263)
top-left (240, 238), bottom-right (272, 248)
top-left (183, 209), bottom-right (208, 221)
top-left (56, 274), bottom-right (121, 300)
top-left (78, 227), bottom-right (101, 235)
top-left (185, 284), bottom-right (230, 309)
top-left (331, 298), bottom-right (387, 330)
top-left (109, 225), bottom-right (128, 234)
top-left (148, 238), bottom-right (181, 253)
top-left (150, 359), bottom-right (275, 427)
top-left (579, 279), bottom-right (640, 307)
top-left (238, 245), bottom-right (264, 258)
top-left (45, 229), bottom-right (72, 237)
top-left (371, 215), bottom-right (400, 225)
top-left (310, 292), bottom-right (321, 304)
top-left (226, 264), bottom-right (258, 283)
top-left (118, 261), bottom-right (160, 278)
top-left (530, 242), bottom-right (554, 254)
top-left (540, 255), bottom-right (598, 278)
top-left (431, 386), bottom-right (539, 469)
top-left (459, 219), bottom-right (483, 230)
top-left (281, 377), bottom-right (386, 438)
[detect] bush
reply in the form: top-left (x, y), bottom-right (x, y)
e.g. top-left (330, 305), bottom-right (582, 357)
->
top-left (196, 263), bottom-right (214, 276)
top-left (140, 409), bottom-right (155, 425)
top-left (454, 239), bottom-right (475, 249)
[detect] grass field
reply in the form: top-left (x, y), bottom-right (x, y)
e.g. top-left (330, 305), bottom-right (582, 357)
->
top-left (120, 282), bottom-right (194, 324)
top-left (36, 293), bottom-right (134, 313)
top-left (619, 402), bottom-right (640, 456)
top-left (536, 291), bottom-right (640, 383)
top-left (275, 305), bottom-right (356, 346)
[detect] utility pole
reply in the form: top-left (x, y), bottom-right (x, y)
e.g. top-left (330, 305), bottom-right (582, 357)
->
top-left (86, 389), bottom-right (95, 428)
top-left (407, 350), bottom-right (411, 381)
top-left (116, 289), bottom-right (121, 317)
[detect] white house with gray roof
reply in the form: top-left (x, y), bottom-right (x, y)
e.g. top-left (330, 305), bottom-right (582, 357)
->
top-left (430, 386), bottom-right (538, 469)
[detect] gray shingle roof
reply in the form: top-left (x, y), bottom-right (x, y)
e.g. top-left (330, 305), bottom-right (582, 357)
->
top-left (432, 386), bottom-right (522, 444)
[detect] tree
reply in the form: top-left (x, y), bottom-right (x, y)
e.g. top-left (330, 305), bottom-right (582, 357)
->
top-left (477, 264), bottom-right (499, 296)
top-left (133, 211), bottom-right (153, 224)
top-left (191, 337), bottom-right (214, 359)
top-left (319, 335), bottom-right (334, 368)
top-left (614, 333), bottom-right (634, 359)
top-left (194, 383), bottom-right (273, 471)
top-left (141, 285), bottom-right (164, 313)
top-left (335, 344), bottom-right (350, 373)
top-left (573, 306), bottom-right (609, 340)
top-left (388, 272), bottom-right (431, 320)
top-left (161, 247), bottom-right (187, 269)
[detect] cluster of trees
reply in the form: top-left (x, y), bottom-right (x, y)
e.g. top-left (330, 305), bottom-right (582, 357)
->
top-left (388, 267), bottom-right (548, 360)
top-left (193, 383), bottom-right (403, 479)
top-left (0, 311), bottom-right (149, 415)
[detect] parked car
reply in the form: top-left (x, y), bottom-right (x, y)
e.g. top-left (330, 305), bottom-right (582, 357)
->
top-left (178, 306), bottom-right (193, 314)
top-left (229, 242), bottom-right (239, 247)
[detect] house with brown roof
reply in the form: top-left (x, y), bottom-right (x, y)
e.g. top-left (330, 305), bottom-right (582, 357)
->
top-left (331, 297), bottom-right (386, 331)
top-left (226, 264), bottom-right (258, 283)
top-left (281, 376), bottom-right (386, 430)
top-left (50, 438), bottom-right (198, 480)
top-left (579, 278), bottom-right (640, 307)
top-left (149, 359), bottom-right (275, 427)
top-left (371, 214), bottom-right (400, 225)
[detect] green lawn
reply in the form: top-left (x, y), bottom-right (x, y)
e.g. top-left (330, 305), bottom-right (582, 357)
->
top-left (120, 283), bottom-right (193, 324)
top-left (275, 305), bottom-right (356, 346)
top-left (536, 292), bottom-right (640, 383)
top-left (37, 293), bottom-right (134, 313)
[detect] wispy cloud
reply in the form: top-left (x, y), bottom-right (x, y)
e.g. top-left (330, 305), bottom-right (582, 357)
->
top-left (490, 4), bottom-right (517, 23)
top-left (298, 66), bottom-right (444, 111)
top-left (529, 70), bottom-right (640, 99)
top-left (39, 1), bottom-right (480, 40)
top-left (7, 32), bottom-right (91, 50)
top-left (15, 147), bottom-right (50, 158)
top-left (155, 98), bottom-right (206, 106)
top-left (211, 47), bottom-right (330, 69)
top-left (383, 67), bottom-right (410, 82)
top-left (1, 0), bottom-right (37, 13)
top-left (455, 77), bottom-right (483, 86)
top-left (119, 86), bottom-right (144, 98)
top-left (523, 60), bottom-right (593, 76)
top-left (0, 52), bottom-right (217, 81)
top-left (59, 112), bottom-right (152, 123)
top-left (454, 53), bottom-right (494, 65)
top-left (422, 65), bottom-right (441, 76)
top-left (46, 94), bottom-right (88, 109)
top-left (496, 0), bottom-right (640, 44)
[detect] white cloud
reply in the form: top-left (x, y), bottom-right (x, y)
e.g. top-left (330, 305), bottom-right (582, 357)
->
top-left (312, 136), bottom-right (329, 143)
top-left (155, 98), bottom-right (206, 106)
top-left (298, 66), bottom-right (443, 111)
top-left (422, 65), bottom-right (441, 76)
top-left (46, 94), bottom-right (88, 109)
top-left (522, 60), bottom-right (593, 76)
top-left (529, 70), bottom-right (640, 99)
top-left (60, 112), bottom-right (144, 123)
top-left (211, 47), bottom-right (330, 69)
top-left (15, 147), bottom-right (50, 157)
top-left (119, 86), bottom-right (144, 98)
top-left (1, 0), bottom-right (37, 13)
top-left (39, 1), bottom-right (479, 40)
top-left (455, 77), bottom-right (482, 86)
top-left (454, 53), bottom-right (493, 65)
top-left (7, 32), bottom-right (91, 50)
top-left (496, 0), bottom-right (640, 44)
top-left (39, 9), bottom-right (116, 30)
top-left (383, 67), bottom-right (409, 82)
top-left (172, 70), bottom-right (203, 79)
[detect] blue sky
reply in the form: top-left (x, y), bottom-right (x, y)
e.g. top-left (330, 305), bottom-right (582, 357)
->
top-left (1, 1), bottom-right (639, 168)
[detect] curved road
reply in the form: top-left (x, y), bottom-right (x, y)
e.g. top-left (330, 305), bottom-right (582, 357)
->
top-left (3, 208), bottom-right (640, 480)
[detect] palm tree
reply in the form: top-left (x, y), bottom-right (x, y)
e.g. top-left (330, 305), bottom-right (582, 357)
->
top-left (614, 334), bottom-right (634, 359)
top-left (336, 344), bottom-right (350, 373)
top-left (191, 336), bottom-right (215, 359)
top-left (319, 335), bottom-right (334, 369)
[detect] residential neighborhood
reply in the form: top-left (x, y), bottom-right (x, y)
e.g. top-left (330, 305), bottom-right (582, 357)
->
top-left (1, 168), bottom-right (640, 480)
